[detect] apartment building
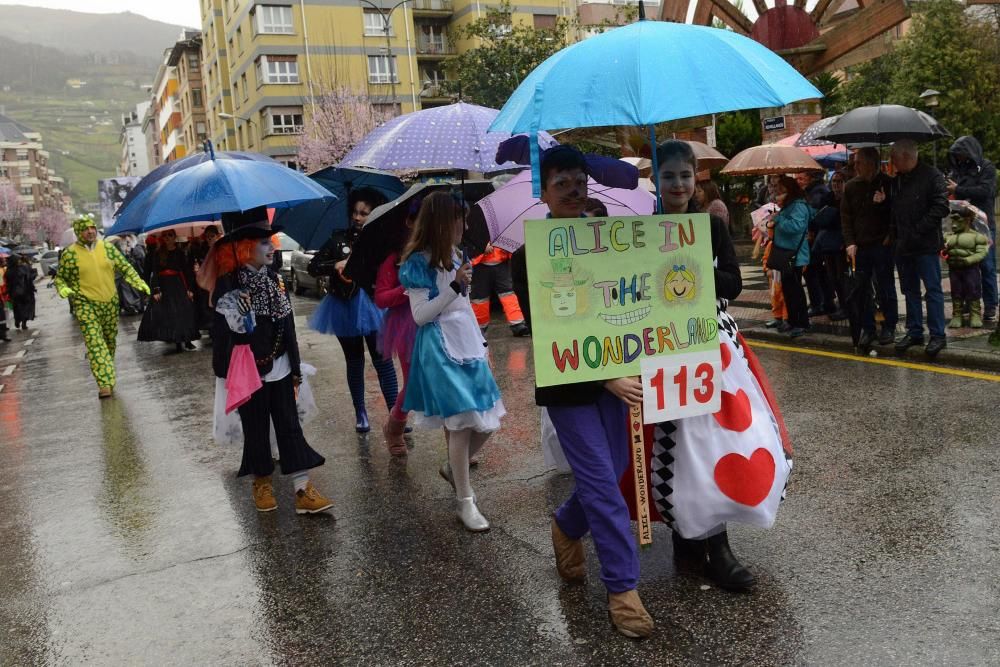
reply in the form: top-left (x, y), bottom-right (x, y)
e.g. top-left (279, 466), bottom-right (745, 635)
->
top-left (146, 29), bottom-right (208, 165)
top-left (119, 101), bottom-right (152, 177)
top-left (200, 0), bottom-right (574, 167)
top-left (0, 113), bottom-right (68, 229)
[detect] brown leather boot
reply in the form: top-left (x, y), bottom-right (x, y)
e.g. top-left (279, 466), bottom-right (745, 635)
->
top-left (607, 589), bottom-right (654, 638)
top-left (252, 476), bottom-right (277, 512)
top-left (551, 518), bottom-right (585, 582)
top-left (382, 417), bottom-right (408, 457)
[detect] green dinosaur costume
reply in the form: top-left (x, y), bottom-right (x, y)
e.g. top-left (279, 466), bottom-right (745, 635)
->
top-left (54, 215), bottom-right (150, 390)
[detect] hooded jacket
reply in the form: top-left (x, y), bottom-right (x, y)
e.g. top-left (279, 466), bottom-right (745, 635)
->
top-left (948, 136), bottom-right (997, 229)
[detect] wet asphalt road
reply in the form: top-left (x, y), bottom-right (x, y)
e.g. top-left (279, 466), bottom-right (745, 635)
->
top-left (1, 289), bottom-right (999, 666)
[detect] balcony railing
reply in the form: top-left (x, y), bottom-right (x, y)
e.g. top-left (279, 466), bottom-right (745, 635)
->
top-left (416, 41), bottom-right (455, 56)
top-left (411, 0), bottom-right (453, 13)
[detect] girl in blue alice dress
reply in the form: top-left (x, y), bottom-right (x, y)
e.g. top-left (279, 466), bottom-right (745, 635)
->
top-left (399, 191), bottom-right (506, 532)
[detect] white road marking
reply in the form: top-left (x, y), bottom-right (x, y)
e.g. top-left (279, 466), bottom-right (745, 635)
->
top-left (24, 338), bottom-right (34, 346)
top-left (0, 384), bottom-right (4, 393)
top-left (14, 350), bottom-right (25, 358)
top-left (1, 365), bottom-right (14, 376)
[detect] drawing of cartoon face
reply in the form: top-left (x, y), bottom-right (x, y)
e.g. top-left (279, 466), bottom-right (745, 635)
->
top-left (664, 265), bottom-right (697, 302)
top-left (550, 287), bottom-right (578, 317)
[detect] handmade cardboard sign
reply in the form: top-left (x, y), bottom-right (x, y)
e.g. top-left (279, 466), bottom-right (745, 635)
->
top-left (525, 214), bottom-right (720, 392)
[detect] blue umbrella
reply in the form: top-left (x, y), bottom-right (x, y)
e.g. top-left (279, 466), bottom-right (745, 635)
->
top-left (113, 145), bottom-right (276, 216)
top-left (487, 19), bottom-right (821, 205)
top-left (816, 151), bottom-right (850, 168)
top-left (272, 166), bottom-right (406, 250)
top-left (108, 143), bottom-right (333, 234)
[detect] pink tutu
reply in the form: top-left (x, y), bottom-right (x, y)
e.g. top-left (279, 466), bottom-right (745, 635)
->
top-left (378, 303), bottom-right (417, 363)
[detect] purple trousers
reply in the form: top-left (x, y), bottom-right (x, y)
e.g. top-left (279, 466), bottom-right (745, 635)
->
top-left (548, 391), bottom-right (639, 593)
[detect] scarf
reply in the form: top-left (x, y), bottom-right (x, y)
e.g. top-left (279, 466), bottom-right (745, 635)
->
top-left (237, 266), bottom-right (292, 320)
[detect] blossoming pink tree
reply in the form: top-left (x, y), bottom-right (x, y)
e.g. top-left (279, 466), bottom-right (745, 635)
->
top-left (30, 207), bottom-right (67, 246)
top-left (0, 180), bottom-right (27, 238)
top-left (296, 86), bottom-right (390, 173)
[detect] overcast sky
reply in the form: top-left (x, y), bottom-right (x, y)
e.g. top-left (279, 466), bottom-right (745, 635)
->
top-left (0, 0), bottom-right (201, 28)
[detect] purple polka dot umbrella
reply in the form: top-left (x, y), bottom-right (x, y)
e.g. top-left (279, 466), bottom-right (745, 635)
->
top-left (340, 102), bottom-right (557, 173)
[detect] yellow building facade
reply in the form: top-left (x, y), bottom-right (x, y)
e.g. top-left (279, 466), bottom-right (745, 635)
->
top-left (201, 0), bottom-right (571, 166)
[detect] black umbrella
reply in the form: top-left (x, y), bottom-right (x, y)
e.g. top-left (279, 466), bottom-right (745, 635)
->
top-left (817, 104), bottom-right (950, 145)
top-left (343, 180), bottom-right (495, 293)
top-left (843, 260), bottom-right (874, 349)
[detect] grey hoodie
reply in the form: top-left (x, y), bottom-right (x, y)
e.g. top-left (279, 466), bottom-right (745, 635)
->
top-left (948, 136), bottom-right (997, 229)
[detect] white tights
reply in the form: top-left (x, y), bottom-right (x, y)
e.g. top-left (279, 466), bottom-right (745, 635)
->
top-left (446, 428), bottom-right (491, 499)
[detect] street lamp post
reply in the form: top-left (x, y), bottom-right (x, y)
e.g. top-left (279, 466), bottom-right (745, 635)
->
top-left (358, 0), bottom-right (413, 114)
top-left (919, 88), bottom-right (942, 168)
top-left (219, 112), bottom-right (261, 151)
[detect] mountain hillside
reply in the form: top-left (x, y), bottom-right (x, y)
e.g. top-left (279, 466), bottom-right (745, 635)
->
top-left (0, 5), bottom-right (189, 61)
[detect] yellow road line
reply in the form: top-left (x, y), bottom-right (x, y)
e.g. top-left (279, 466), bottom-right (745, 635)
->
top-left (749, 339), bottom-right (1000, 383)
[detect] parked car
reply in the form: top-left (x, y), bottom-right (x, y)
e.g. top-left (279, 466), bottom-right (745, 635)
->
top-left (283, 247), bottom-right (328, 297)
top-left (275, 233), bottom-right (301, 269)
top-left (39, 249), bottom-right (60, 276)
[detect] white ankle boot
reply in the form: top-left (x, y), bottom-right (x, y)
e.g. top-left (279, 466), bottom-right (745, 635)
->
top-left (457, 497), bottom-right (490, 532)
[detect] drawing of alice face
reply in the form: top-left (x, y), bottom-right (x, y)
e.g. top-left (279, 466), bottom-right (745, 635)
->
top-left (664, 264), bottom-right (697, 301)
top-left (541, 258), bottom-right (588, 317)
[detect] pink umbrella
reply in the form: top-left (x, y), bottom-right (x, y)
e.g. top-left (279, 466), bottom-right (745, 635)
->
top-left (776, 133), bottom-right (847, 158)
top-left (479, 170), bottom-right (656, 253)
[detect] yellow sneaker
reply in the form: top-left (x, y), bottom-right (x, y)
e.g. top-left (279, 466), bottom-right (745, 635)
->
top-left (295, 482), bottom-right (334, 515)
top-left (252, 476), bottom-right (277, 512)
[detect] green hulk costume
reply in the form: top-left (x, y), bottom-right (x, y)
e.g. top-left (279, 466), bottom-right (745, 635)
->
top-left (54, 215), bottom-right (150, 392)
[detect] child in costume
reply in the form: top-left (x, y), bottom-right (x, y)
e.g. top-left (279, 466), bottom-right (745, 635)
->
top-left (308, 187), bottom-right (399, 433)
top-left (649, 140), bottom-right (792, 592)
top-left (398, 191), bottom-right (505, 532)
top-left (209, 207), bottom-right (333, 515)
top-left (944, 208), bottom-right (989, 328)
top-left (511, 145), bottom-right (655, 639)
top-left (374, 199), bottom-right (420, 457)
top-left (55, 214), bottom-right (150, 398)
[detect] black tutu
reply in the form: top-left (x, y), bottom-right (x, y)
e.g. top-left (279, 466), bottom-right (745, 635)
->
top-left (138, 274), bottom-right (199, 343)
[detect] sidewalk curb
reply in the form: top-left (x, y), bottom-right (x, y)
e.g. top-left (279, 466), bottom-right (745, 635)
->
top-left (742, 327), bottom-right (1000, 374)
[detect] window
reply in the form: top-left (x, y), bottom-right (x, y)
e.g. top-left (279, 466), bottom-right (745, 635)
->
top-left (16, 148), bottom-right (27, 158)
top-left (367, 55), bottom-right (398, 84)
top-left (255, 5), bottom-right (294, 34)
top-left (255, 55), bottom-right (299, 84)
top-left (188, 53), bottom-right (200, 70)
top-left (236, 27), bottom-right (243, 53)
top-left (267, 106), bottom-right (304, 134)
top-left (192, 88), bottom-right (203, 107)
top-left (19, 167), bottom-right (29, 177)
top-left (277, 157), bottom-right (300, 170)
top-left (373, 102), bottom-right (401, 117)
top-left (363, 10), bottom-right (391, 36)
top-left (21, 186), bottom-right (32, 195)
top-left (241, 73), bottom-right (249, 102)
top-left (233, 79), bottom-right (239, 107)
top-left (533, 14), bottom-right (556, 29)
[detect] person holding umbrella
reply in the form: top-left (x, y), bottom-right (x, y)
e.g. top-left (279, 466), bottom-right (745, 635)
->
top-left (0, 252), bottom-right (10, 342)
top-left (308, 187), bottom-right (399, 433)
top-left (842, 147), bottom-right (897, 349)
top-left (208, 207), bottom-right (333, 515)
top-left (55, 214), bottom-right (151, 398)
